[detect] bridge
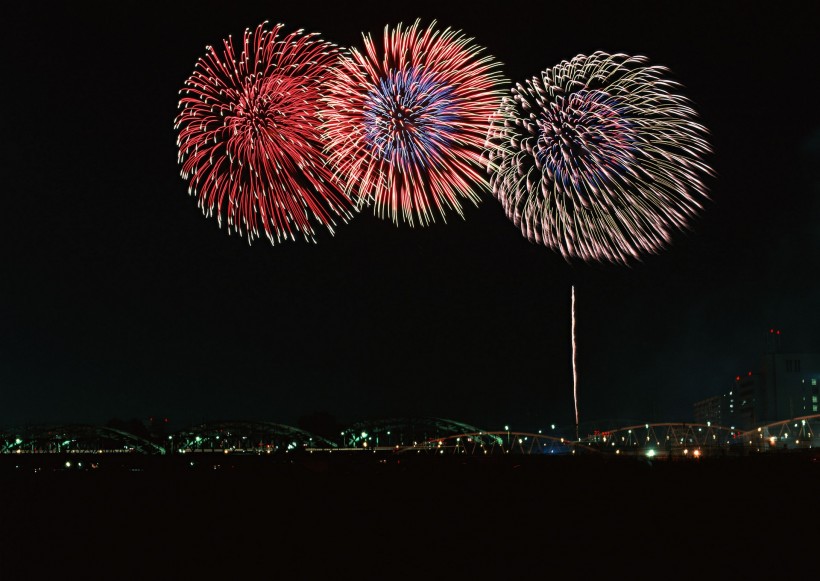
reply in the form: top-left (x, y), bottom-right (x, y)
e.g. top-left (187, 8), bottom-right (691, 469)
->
top-left (3, 415), bottom-right (819, 457)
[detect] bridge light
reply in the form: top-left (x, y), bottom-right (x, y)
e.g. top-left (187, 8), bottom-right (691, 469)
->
top-left (646, 449), bottom-right (656, 458)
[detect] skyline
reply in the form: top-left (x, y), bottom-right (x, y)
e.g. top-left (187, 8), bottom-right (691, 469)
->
top-left (2, 1), bottom-right (819, 430)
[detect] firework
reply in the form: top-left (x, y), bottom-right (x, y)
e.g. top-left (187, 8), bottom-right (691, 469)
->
top-left (321, 20), bottom-right (506, 226)
top-left (175, 23), bottom-right (353, 244)
top-left (487, 52), bottom-right (712, 263)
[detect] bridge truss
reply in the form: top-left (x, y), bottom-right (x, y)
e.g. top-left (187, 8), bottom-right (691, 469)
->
top-left (340, 417), bottom-right (502, 448)
top-left (1, 425), bottom-right (166, 455)
top-left (174, 420), bottom-right (336, 453)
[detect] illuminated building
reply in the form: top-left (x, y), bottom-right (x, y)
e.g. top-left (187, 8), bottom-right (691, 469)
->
top-left (696, 352), bottom-right (820, 429)
top-left (693, 395), bottom-right (723, 426)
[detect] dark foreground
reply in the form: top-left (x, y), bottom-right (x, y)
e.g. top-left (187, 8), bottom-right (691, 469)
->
top-left (2, 452), bottom-right (818, 578)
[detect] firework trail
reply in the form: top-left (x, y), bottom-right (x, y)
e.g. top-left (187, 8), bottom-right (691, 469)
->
top-left (175, 23), bottom-right (354, 245)
top-left (487, 52), bottom-right (712, 264)
top-left (572, 285), bottom-right (578, 440)
top-left (321, 20), bottom-right (506, 226)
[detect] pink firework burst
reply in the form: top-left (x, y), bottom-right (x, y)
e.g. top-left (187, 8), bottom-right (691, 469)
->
top-left (321, 20), bottom-right (506, 226)
top-left (175, 23), bottom-right (354, 244)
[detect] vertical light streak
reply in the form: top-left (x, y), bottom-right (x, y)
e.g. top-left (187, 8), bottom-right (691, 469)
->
top-left (572, 285), bottom-right (579, 441)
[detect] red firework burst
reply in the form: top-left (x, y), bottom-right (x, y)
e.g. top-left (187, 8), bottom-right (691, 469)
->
top-left (321, 20), bottom-right (505, 226)
top-left (175, 23), bottom-right (354, 244)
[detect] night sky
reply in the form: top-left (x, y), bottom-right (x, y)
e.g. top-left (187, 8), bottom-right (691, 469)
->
top-left (2, 1), bottom-right (818, 432)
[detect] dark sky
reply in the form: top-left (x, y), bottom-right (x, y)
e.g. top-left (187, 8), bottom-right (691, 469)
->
top-left (2, 1), bottom-right (818, 432)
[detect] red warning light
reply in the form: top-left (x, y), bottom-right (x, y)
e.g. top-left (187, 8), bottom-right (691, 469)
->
top-left (735, 376), bottom-right (741, 381)
top-left (748, 371), bottom-right (752, 376)
top-left (770, 329), bottom-right (774, 334)
top-left (776, 330), bottom-right (781, 335)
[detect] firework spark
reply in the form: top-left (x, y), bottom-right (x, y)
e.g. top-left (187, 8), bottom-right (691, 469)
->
top-left (175, 23), bottom-right (354, 244)
top-left (487, 52), bottom-right (712, 263)
top-left (321, 20), bottom-right (506, 226)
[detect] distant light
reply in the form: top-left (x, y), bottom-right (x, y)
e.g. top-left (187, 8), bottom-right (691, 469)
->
top-left (195, 436), bottom-right (202, 443)
top-left (65, 461), bottom-right (71, 468)
top-left (14, 438), bottom-right (21, 445)
top-left (550, 424), bottom-right (556, 430)
top-left (777, 330), bottom-right (781, 335)
top-left (748, 371), bottom-right (752, 376)
top-left (646, 449), bottom-right (656, 458)
top-left (361, 431), bottom-right (368, 438)
top-left (736, 376), bottom-right (741, 381)
top-left (693, 449), bottom-right (701, 458)
top-left (504, 425), bottom-right (509, 431)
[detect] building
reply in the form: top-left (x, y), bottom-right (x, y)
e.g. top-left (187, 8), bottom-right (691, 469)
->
top-left (759, 353), bottom-right (820, 421)
top-left (693, 395), bottom-right (723, 426)
top-left (696, 352), bottom-right (820, 430)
